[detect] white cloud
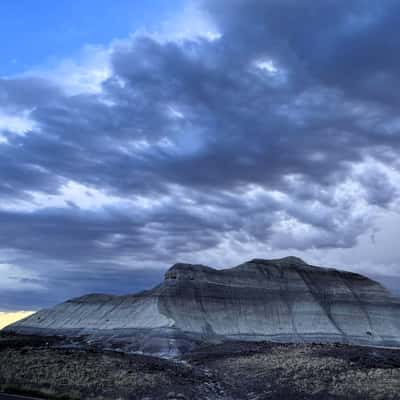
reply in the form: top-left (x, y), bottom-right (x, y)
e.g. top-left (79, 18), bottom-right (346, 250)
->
top-left (0, 109), bottom-right (36, 140)
top-left (0, 179), bottom-right (174, 214)
top-left (255, 59), bottom-right (278, 74)
top-left (145, 1), bottom-right (221, 43)
top-left (23, 45), bottom-right (112, 96)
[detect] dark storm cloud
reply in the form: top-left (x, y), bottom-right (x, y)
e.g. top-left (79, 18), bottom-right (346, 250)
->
top-left (1, 0), bottom-right (400, 308)
top-left (203, 0), bottom-right (400, 104)
top-left (1, 267), bottom-right (165, 311)
top-left (0, 77), bottom-right (62, 111)
top-left (0, 205), bottom-right (225, 263)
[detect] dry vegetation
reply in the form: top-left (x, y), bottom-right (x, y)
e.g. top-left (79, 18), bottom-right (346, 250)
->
top-left (0, 342), bottom-right (203, 399)
top-left (187, 341), bottom-right (400, 399)
top-left (1, 333), bottom-right (400, 399)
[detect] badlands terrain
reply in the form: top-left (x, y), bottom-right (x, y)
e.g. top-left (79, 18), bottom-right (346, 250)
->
top-left (6, 257), bottom-right (400, 356)
top-left (3, 257), bottom-right (400, 399)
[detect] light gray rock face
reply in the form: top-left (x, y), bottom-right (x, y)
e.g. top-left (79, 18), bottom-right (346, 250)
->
top-left (6, 257), bottom-right (400, 356)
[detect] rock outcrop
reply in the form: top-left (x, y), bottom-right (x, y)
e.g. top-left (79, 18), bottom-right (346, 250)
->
top-left (6, 257), bottom-right (400, 357)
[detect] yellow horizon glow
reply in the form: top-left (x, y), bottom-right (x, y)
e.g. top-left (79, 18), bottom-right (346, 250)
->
top-left (0, 311), bottom-right (36, 330)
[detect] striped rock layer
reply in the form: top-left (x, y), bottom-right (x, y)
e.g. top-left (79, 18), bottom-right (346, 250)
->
top-left (7, 257), bottom-right (400, 356)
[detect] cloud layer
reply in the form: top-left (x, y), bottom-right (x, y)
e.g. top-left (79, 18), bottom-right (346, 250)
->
top-left (1, 0), bottom-right (400, 309)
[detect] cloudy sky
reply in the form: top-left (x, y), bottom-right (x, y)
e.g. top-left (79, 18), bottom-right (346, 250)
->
top-left (1, 0), bottom-right (400, 312)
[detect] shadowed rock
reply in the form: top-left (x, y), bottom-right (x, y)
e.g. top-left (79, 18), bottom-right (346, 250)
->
top-left (6, 257), bottom-right (400, 357)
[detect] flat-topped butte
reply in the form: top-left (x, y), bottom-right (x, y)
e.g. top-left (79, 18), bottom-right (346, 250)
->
top-left (6, 257), bottom-right (400, 357)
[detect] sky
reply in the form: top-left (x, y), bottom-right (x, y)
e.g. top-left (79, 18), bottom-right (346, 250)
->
top-left (0, 0), bottom-right (184, 75)
top-left (1, 0), bottom-right (400, 314)
top-left (0, 311), bottom-right (34, 329)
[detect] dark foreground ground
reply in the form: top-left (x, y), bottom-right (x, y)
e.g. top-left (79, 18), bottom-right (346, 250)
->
top-left (1, 333), bottom-right (400, 400)
top-left (0, 394), bottom-right (43, 400)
